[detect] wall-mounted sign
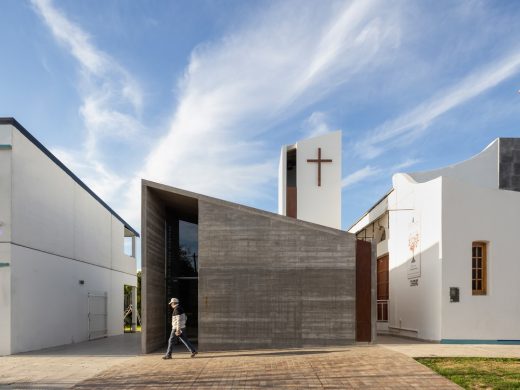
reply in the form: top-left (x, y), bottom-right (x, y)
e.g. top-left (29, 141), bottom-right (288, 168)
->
top-left (450, 287), bottom-right (459, 302)
top-left (0, 262), bottom-right (10, 268)
top-left (410, 278), bottom-right (419, 287)
top-left (407, 214), bottom-right (421, 279)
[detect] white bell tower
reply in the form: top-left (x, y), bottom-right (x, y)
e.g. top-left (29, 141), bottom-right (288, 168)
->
top-left (278, 131), bottom-right (342, 229)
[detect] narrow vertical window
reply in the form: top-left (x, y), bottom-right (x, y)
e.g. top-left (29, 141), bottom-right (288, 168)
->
top-left (472, 242), bottom-right (487, 295)
top-left (377, 255), bottom-right (389, 321)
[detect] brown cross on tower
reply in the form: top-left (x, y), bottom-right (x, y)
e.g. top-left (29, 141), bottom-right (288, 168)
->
top-left (307, 147), bottom-right (333, 187)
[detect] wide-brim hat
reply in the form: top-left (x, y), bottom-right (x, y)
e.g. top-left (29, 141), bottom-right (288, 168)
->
top-left (168, 298), bottom-right (179, 305)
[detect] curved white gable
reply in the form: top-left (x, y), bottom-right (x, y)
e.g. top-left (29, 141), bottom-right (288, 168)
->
top-left (405, 139), bottom-right (499, 188)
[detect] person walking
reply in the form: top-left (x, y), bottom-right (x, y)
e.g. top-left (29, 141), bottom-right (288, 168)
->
top-left (163, 297), bottom-right (198, 359)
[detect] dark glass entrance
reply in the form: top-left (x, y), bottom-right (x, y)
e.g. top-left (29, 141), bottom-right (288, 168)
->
top-left (165, 216), bottom-right (198, 342)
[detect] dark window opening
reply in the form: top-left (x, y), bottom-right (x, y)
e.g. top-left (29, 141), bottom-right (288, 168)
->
top-left (286, 148), bottom-right (297, 218)
top-left (165, 215), bottom-right (198, 342)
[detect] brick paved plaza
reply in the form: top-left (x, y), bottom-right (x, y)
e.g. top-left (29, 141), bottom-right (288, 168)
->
top-left (73, 344), bottom-right (459, 389)
top-left (11, 334), bottom-right (515, 388)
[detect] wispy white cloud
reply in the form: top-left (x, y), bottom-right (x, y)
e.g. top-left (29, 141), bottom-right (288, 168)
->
top-left (355, 51), bottom-right (520, 159)
top-left (51, 148), bottom-right (127, 201)
top-left (390, 158), bottom-right (421, 172)
top-left (115, 0), bottom-right (402, 222)
top-left (342, 158), bottom-right (420, 188)
top-left (32, 0), bottom-right (144, 206)
top-left (32, 0), bottom-right (105, 74)
top-left (32, 2), bottom-right (142, 155)
top-left (342, 166), bottom-right (381, 188)
top-left (32, 0), bottom-right (404, 229)
top-left (302, 112), bottom-right (337, 139)
top-left (31, 0), bottom-right (142, 110)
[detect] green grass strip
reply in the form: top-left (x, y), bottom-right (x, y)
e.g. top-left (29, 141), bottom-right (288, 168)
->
top-left (416, 357), bottom-right (520, 389)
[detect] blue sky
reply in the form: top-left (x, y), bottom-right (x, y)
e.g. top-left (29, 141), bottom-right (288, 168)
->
top-left (2, 0), bottom-right (520, 265)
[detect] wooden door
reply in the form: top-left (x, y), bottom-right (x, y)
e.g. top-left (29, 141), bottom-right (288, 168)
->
top-left (356, 240), bottom-right (372, 342)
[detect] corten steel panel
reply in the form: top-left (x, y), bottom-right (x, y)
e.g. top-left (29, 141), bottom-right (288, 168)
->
top-left (141, 187), bottom-right (167, 353)
top-left (356, 240), bottom-right (372, 342)
top-left (286, 186), bottom-right (297, 218)
top-left (198, 199), bottom-right (356, 351)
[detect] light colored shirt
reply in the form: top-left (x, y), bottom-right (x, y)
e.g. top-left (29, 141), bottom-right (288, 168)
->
top-left (171, 305), bottom-right (187, 331)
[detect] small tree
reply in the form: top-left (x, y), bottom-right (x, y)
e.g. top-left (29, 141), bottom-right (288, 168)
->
top-left (123, 272), bottom-right (142, 329)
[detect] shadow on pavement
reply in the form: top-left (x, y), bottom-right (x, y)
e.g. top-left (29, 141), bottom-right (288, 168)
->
top-left (14, 333), bottom-right (142, 357)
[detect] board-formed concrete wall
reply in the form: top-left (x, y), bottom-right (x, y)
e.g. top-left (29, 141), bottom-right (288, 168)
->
top-left (141, 188), bottom-right (167, 353)
top-left (198, 198), bottom-right (356, 351)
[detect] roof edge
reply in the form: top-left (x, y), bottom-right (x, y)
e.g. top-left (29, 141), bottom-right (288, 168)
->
top-left (142, 179), bottom-right (350, 236)
top-left (347, 188), bottom-right (393, 232)
top-left (0, 117), bottom-right (139, 237)
top-left (406, 138), bottom-right (499, 184)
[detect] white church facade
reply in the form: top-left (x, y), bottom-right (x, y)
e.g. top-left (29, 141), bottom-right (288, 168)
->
top-left (0, 118), bottom-right (139, 355)
top-left (349, 138), bottom-right (520, 343)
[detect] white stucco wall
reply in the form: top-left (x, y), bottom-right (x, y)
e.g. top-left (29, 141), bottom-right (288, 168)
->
top-left (278, 145), bottom-right (287, 215)
top-left (11, 129), bottom-right (76, 258)
top-left (296, 131), bottom-right (341, 229)
top-left (10, 245), bottom-right (136, 353)
top-left (388, 170), bottom-right (520, 342)
top-left (0, 125), bottom-right (12, 355)
top-left (0, 123), bottom-right (137, 354)
top-left (351, 139), bottom-right (519, 342)
top-left (441, 176), bottom-right (520, 341)
top-left (0, 126), bottom-right (12, 244)
top-left (0, 244), bottom-right (11, 355)
top-left (111, 217), bottom-right (138, 275)
top-left (73, 183), bottom-right (113, 268)
top-left (387, 173), bottom-right (443, 341)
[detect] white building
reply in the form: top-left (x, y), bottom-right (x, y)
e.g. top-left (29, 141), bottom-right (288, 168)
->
top-left (278, 131), bottom-right (342, 229)
top-left (0, 118), bottom-right (139, 355)
top-left (349, 138), bottom-right (520, 343)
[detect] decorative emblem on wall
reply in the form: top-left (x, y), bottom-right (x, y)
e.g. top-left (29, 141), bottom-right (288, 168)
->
top-left (407, 215), bottom-right (421, 279)
top-left (408, 233), bottom-right (419, 263)
top-left (307, 147), bottom-right (332, 187)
